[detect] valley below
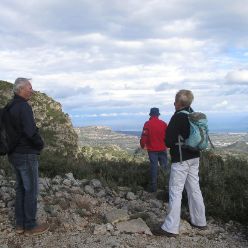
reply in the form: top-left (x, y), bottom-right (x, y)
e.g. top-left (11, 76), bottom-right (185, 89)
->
top-left (76, 126), bottom-right (248, 158)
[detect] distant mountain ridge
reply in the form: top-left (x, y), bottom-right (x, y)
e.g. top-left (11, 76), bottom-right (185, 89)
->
top-left (75, 126), bottom-right (140, 152)
top-left (75, 126), bottom-right (147, 162)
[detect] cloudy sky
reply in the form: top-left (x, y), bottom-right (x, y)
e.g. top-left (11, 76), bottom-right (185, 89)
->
top-left (0, 0), bottom-right (247, 131)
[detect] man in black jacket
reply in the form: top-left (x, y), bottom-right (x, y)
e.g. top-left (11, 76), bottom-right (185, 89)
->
top-left (8, 78), bottom-right (49, 235)
top-left (153, 89), bottom-right (206, 237)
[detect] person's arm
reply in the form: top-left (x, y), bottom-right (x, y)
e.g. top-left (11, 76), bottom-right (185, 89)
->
top-left (140, 122), bottom-right (149, 149)
top-left (20, 103), bottom-right (44, 150)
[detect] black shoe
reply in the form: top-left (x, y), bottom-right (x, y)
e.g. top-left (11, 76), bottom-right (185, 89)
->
top-left (189, 221), bottom-right (207, 230)
top-left (152, 227), bottom-right (178, 237)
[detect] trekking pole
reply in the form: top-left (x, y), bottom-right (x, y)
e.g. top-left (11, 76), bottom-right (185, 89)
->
top-left (208, 134), bottom-right (215, 149)
top-left (176, 135), bottom-right (183, 164)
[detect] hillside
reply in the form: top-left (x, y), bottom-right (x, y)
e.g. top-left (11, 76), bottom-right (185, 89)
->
top-left (76, 126), bottom-right (147, 163)
top-left (76, 126), bottom-right (140, 152)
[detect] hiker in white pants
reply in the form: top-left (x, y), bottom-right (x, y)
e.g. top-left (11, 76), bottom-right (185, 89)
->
top-left (153, 89), bottom-right (206, 237)
top-left (162, 158), bottom-right (206, 234)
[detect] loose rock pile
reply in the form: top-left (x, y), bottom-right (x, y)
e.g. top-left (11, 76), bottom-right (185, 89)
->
top-left (0, 169), bottom-right (247, 248)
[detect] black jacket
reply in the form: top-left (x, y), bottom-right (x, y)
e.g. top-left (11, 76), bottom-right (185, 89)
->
top-left (165, 106), bottom-right (200, 163)
top-left (8, 95), bottom-right (44, 154)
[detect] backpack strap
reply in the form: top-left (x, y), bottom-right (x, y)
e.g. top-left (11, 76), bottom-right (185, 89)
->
top-left (178, 110), bottom-right (190, 115)
top-left (175, 110), bottom-right (190, 164)
top-left (175, 135), bottom-right (184, 164)
top-left (5, 99), bottom-right (20, 110)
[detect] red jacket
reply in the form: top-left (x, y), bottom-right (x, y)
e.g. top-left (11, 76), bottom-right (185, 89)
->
top-left (140, 116), bottom-right (167, 151)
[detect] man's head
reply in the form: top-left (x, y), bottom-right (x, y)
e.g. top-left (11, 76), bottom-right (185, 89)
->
top-left (174, 89), bottom-right (194, 110)
top-left (149, 107), bottom-right (160, 117)
top-left (13, 78), bottom-right (33, 100)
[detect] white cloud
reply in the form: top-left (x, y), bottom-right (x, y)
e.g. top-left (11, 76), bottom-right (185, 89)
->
top-left (73, 112), bottom-right (148, 118)
top-left (213, 100), bottom-right (229, 109)
top-left (225, 70), bottom-right (248, 85)
top-left (162, 18), bottom-right (198, 34)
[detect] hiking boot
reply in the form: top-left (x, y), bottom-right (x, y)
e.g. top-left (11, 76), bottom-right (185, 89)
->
top-left (25, 223), bottom-right (50, 236)
top-left (189, 221), bottom-right (207, 230)
top-left (152, 227), bottom-right (178, 238)
top-left (15, 226), bottom-right (24, 234)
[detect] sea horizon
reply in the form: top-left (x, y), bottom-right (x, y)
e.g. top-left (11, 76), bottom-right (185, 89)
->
top-left (115, 130), bottom-right (248, 137)
top-left (74, 125), bottom-right (247, 135)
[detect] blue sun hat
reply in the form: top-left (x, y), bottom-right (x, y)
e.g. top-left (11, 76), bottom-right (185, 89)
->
top-left (149, 107), bottom-right (160, 116)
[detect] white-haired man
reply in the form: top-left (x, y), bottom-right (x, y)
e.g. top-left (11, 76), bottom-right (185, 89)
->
top-left (153, 89), bottom-right (206, 237)
top-left (7, 78), bottom-right (49, 235)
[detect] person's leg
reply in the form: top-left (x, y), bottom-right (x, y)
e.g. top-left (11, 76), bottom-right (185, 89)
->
top-left (22, 154), bottom-right (39, 230)
top-left (9, 153), bottom-right (49, 235)
top-left (148, 151), bottom-right (159, 192)
top-left (161, 161), bottom-right (189, 234)
top-left (9, 154), bottom-right (25, 229)
top-left (185, 158), bottom-right (206, 227)
top-left (9, 153), bottom-right (39, 230)
top-left (158, 151), bottom-right (168, 170)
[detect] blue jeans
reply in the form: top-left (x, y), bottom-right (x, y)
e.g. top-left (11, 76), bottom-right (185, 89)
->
top-left (8, 153), bottom-right (39, 230)
top-left (148, 151), bottom-right (167, 192)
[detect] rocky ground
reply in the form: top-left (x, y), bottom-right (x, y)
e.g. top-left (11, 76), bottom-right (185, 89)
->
top-left (0, 169), bottom-right (247, 248)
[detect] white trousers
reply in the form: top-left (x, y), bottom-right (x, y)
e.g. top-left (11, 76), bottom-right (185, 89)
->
top-left (161, 158), bottom-right (206, 234)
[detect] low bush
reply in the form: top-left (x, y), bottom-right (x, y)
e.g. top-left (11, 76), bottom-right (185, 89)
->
top-left (200, 150), bottom-right (248, 224)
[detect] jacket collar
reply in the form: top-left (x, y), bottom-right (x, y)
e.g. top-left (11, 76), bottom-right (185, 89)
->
top-left (14, 94), bottom-right (27, 102)
top-left (175, 106), bottom-right (193, 114)
top-left (149, 116), bottom-right (159, 120)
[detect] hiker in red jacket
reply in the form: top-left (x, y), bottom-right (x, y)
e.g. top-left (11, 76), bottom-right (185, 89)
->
top-left (140, 107), bottom-right (168, 192)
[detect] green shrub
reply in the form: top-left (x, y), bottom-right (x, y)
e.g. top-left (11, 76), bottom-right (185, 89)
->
top-left (39, 150), bottom-right (83, 177)
top-left (200, 150), bottom-right (248, 224)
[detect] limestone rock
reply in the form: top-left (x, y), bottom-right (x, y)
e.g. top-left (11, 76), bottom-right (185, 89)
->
top-left (180, 220), bottom-right (193, 234)
top-left (93, 224), bottom-right (108, 235)
top-left (116, 218), bottom-right (152, 235)
top-left (105, 209), bottom-right (129, 224)
top-left (84, 185), bottom-right (95, 195)
top-left (150, 199), bottom-right (163, 209)
top-left (90, 179), bottom-right (102, 189)
top-left (126, 192), bottom-right (137, 201)
top-left (65, 173), bottom-right (75, 181)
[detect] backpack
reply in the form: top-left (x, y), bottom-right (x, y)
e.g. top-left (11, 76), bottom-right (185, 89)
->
top-left (0, 100), bottom-right (21, 155)
top-left (176, 110), bottom-right (214, 163)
